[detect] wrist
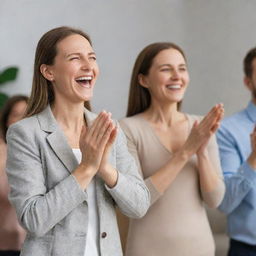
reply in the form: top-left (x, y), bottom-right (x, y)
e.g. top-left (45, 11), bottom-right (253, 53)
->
top-left (98, 163), bottom-right (118, 188)
top-left (72, 164), bottom-right (96, 189)
top-left (175, 148), bottom-right (192, 161)
top-left (197, 150), bottom-right (209, 160)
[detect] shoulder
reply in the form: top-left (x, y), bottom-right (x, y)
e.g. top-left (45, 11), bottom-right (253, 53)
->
top-left (119, 114), bottom-right (144, 131)
top-left (120, 114), bottom-right (143, 126)
top-left (6, 115), bottom-right (43, 150)
top-left (221, 110), bottom-right (246, 127)
top-left (119, 114), bottom-right (144, 138)
top-left (8, 115), bottom-right (39, 135)
top-left (218, 110), bottom-right (248, 137)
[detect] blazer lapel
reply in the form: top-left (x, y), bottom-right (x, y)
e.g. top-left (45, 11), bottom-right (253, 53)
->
top-left (37, 105), bottom-right (78, 173)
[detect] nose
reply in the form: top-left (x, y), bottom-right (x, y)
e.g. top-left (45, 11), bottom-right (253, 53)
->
top-left (81, 58), bottom-right (92, 71)
top-left (171, 69), bottom-right (180, 80)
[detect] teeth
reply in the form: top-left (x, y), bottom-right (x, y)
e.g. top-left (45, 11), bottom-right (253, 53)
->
top-left (167, 85), bottom-right (181, 89)
top-left (76, 76), bottom-right (92, 81)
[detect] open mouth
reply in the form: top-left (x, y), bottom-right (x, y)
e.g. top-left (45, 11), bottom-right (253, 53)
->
top-left (166, 84), bottom-right (182, 90)
top-left (75, 76), bottom-right (93, 88)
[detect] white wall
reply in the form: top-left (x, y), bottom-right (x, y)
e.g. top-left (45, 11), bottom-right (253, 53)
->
top-left (1, 0), bottom-right (256, 119)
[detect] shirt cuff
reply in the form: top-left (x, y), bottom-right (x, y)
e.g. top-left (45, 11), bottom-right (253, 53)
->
top-left (144, 177), bottom-right (163, 205)
top-left (239, 161), bottom-right (256, 184)
top-left (104, 170), bottom-right (122, 192)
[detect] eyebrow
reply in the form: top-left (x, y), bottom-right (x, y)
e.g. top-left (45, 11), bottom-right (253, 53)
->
top-left (158, 63), bottom-right (186, 68)
top-left (66, 52), bottom-right (96, 58)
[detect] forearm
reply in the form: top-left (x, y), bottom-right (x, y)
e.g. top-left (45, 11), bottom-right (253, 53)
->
top-left (150, 149), bottom-right (191, 194)
top-left (197, 152), bottom-right (220, 193)
top-left (98, 163), bottom-right (118, 188)
top-left (72, 163), bottom-right (96, 190)
top-left (15, 175), bottom-right (87, 236)
top-left (106, 171), bottom-right (150, 218)
top-left (219, 161), bottom-right (256, 213)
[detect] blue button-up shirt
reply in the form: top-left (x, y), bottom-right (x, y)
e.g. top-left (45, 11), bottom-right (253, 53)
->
top-left (217, 101), bottom-right (256, 245)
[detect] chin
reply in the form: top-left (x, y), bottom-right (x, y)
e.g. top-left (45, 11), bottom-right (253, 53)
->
top-left (79, 93), bottom-right (93, 102)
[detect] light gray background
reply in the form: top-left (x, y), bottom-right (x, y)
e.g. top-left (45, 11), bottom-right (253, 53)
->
top-left (0, 0), bottom-right (255, 119)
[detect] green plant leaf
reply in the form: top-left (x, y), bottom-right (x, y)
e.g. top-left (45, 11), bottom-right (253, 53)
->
top-left (0, 93), bottom-right (9, 109)
top-left (0, 67), bottom-right (19, 85)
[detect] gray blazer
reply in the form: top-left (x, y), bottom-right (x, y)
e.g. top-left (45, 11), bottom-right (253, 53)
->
top-left (6, 106), bottom-right (150, 256)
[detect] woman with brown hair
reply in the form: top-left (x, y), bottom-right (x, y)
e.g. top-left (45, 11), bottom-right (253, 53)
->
top-left (0, 95), bottom-right (28, 256)
top-left (6, 26), bottom-right (149, 256)
top-left (119, 42), bottom-right (225, 255)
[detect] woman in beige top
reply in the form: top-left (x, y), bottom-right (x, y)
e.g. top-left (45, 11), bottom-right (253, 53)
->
top-left (119, 42), bottom-right (225, 256)
top-left (0, 95), bottom-right (27, 256)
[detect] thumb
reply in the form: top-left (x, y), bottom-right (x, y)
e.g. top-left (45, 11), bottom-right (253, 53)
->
top-left (193, 120), bottom-right (199, 128)
top-left (80, 125), bottom-right (87, 140)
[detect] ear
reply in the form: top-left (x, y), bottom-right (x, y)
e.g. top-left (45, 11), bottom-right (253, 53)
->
top-left (244, 76), bottom-right (252, 90)
top-left (40, 64), bottom-right (54, 82)
top-left (138, 73), bottom-right (149, 89)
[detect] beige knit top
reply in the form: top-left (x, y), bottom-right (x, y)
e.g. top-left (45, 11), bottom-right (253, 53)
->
top-left (119, 113), bottom-right (225, 256)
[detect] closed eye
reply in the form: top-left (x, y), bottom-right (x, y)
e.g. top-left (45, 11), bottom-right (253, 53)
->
top-left (70, 57), bottom-right (79, 61)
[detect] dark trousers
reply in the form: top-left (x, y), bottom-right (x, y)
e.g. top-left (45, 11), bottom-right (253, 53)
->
top-left (0, 251), bottom-right (20, 256)
top-left (228, 239), bottom-right (256, 256)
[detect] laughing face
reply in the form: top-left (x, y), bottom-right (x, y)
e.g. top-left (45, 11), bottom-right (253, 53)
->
top-left (139, 48), bottom-right (189, 105)
top-left (42, 34), bottom-right (99, 104)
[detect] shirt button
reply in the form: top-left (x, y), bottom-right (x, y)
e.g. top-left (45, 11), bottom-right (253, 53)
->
top-left (101, 232), bottom-right (107, 238)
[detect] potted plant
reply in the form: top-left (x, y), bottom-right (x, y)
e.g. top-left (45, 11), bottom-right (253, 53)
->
top-left (0, 67), bottom-right (19, 109)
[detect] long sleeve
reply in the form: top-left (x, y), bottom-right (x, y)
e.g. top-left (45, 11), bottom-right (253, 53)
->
top-left (199, 134), bottom-right (225, 208)
top-left (105, 125), bottom-right (150, 218)
top-left (217, 124), bottom-right (256, 214)
top-left (6, 123), bottom-right (87, 237)
top-left (120, 119), bottom-right (162, 205)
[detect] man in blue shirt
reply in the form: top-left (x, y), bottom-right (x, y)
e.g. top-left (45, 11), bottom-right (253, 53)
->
top-left (217, 47), bottom-right (256, 256)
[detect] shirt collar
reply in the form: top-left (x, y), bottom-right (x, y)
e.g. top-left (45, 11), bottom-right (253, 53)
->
top-left (245, 101), bottom-right (256, 123)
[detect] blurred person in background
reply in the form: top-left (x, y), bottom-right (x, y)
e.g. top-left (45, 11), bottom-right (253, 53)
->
top-left (0, 95), bottom-right (28, 256)
top-left (217, 47), bottom-right (256, 256)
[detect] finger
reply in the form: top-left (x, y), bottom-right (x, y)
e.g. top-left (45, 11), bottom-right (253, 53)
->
top-left (79, 125), bottom-right (87, 150)
top-left (211, 122), bottom-right (220, 134)
top-left (192, 120), bottom-right (199, 129)
top-left (108, 126), bottom-right (118, 145)
top-left (88, 111), bottom-right (108, 139)
top-left (199, 106), bottom-right (218, 128)
top-left (99, 121), bottom-right (115, 149)
top-left (199, 105), bottom-right (221, 130)
top-left (80, 125), bottom-right (86, 137)
top-left (92, 112), bottom-right (110, 139)
top-left (95, 116), bottom-right (112, 144)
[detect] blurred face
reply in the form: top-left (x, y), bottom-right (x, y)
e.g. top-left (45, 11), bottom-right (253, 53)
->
top-left (245, 58), bottom-right (256, 101)
top-left (7, 100), bottom-right (27, 127)
top-left (42, 34), bottom-right (99, 104)
top-left (140, 48), bottom-right (189, 105)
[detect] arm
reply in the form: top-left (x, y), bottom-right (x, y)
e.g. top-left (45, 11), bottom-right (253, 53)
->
top-left (102, 125), bottom-right (150, 218)
top-left (217, 125), bottom-right (256, 214)
top-left (121, 105), bottom-right (224, 206)
top-left (6, 124), bottom-right (87, 237)
top-left (197, 134), bottom-right (225, 208)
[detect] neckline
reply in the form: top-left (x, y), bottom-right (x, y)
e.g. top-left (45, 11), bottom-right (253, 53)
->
top-left (72, 148), bottom-right (81, 152)
top-left (137, 113), bottom-right (192, 155)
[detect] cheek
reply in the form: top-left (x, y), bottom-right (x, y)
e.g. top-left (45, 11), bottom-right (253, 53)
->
top-left (94, 64), bottom-right (100, 77)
